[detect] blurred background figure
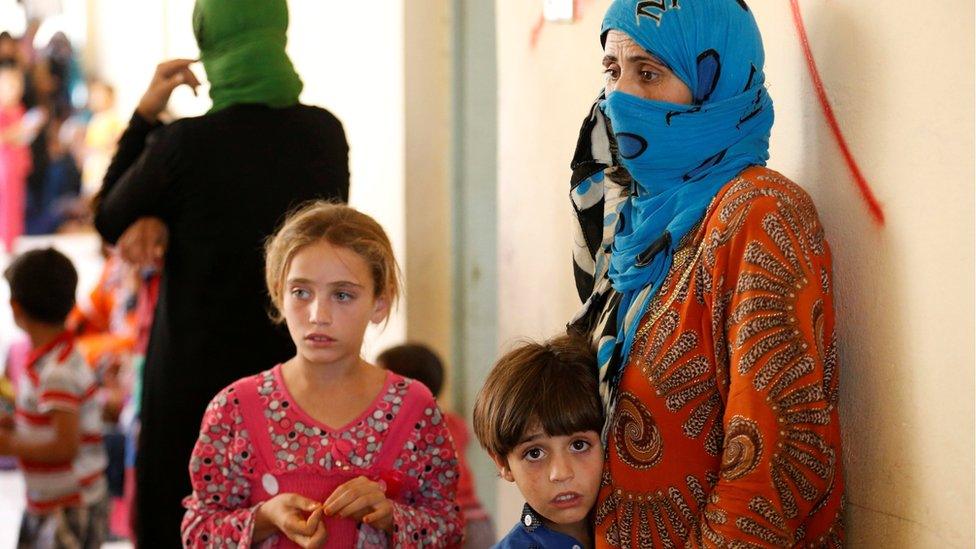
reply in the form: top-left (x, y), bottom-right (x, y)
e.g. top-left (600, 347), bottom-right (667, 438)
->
top-left (24, 100), bottom-right (82, 235)
top-left (0, 62), bottom-right (30, 252)
top-left (377, 343), bottom-right (496, 549)
top-left (40, 31), bottom-right (82, 112)
top-left (0, 31), bottom-right (20, 66)
top-left (66, 244), bottom-right (156, 541)
top-left (79, 79), bottom-right (122, 200)
top-left (0, 18), bottom-right (100, 247)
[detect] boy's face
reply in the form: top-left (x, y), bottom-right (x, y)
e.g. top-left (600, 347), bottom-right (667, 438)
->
top-left (493, 426), bottom-right (603, 529)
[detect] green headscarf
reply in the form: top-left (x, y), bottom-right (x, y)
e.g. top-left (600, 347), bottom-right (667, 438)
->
top-left (193, 0), bottom-right (303, 113)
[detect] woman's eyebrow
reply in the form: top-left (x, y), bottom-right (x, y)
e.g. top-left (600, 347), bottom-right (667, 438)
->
top-left (628, 53), bottom-right (663, 64)
top-left (603, 53), bottom-right (664, 65)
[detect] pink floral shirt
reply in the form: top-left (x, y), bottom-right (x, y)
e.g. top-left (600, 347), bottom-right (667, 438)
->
top-left (181, 366), bottom-right (463, 547)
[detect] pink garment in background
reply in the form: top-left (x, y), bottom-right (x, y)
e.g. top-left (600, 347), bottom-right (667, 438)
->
top-left (4, 337), bottom-right (30, 387)
top-left (0, 103), bottom-right (30, 252)
top-left (444, 411), bottom-right (489, 520)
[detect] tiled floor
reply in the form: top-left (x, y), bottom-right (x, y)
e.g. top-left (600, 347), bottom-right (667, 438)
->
top-left (0, 470), bottom-right (132, 549)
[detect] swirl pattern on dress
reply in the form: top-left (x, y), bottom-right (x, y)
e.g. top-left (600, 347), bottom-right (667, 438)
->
top-left (613, 392), bottom-right (664, 469)
top-left (720, 415), bottom-right (763, 481)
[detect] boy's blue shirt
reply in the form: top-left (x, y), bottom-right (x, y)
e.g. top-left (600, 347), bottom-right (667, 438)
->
top-left (493, 504), bottom-right (585, 549)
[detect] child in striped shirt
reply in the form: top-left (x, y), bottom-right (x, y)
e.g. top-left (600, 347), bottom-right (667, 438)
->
top-left (0, 248), bottom-right (108, 547)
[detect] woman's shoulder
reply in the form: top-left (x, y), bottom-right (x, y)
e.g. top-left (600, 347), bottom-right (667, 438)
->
top-left (292, 103), bottom-right (343, 126)
top-left (703, 165), bottom-right (827, 246)
top-left (166, 103), bottom-right (342, 134)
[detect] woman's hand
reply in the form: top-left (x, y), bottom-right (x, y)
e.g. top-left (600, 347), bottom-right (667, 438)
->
top-left (116, 216), bottom-right (167, 269)
top-left (253, 493), bottom-right (327, 548)
top-left (136, 58), bottom-right (201, 122)
top-left (323, 476), bottom-right (394, 533)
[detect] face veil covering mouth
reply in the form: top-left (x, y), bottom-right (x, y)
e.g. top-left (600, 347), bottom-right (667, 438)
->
top-left (193, 0), bottom-right (303, 113)
top-left (587, 0), bottom-right (775, 409)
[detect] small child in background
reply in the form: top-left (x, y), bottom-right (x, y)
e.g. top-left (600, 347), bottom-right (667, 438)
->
top-left (0, 248), bottom-right (109, 547)
top-left (80, 79), bottom-right (123, 199)
top-left (473, 334), bottom-right (603, 548)
top-left (378, 343), bottom-right (496, 548)
top-left (181, 202), bottom-right (463, 547)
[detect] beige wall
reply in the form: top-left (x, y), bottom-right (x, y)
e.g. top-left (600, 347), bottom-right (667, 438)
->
top-left (404, 1), bottom-right (454, 406)
top-left (494, 0), bottom-right (975, 545)
top-left (756, 2), bottom-right (974, 546)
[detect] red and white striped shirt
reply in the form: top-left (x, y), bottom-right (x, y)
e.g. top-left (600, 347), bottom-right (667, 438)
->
top-left (14, 331), bottom-right (107, 513)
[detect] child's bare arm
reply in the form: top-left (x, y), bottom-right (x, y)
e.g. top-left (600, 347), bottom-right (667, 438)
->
top-left (0, 409), bottom-right (80, 462)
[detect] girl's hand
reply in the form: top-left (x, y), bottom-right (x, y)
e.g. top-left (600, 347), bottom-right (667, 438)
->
top-left (253, 493), bottom-right (328, 548)
top-left (323, 476), bottom-right (394, 533)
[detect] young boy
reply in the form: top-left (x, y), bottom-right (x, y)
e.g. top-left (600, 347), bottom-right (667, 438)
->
top-left (473, 334), bottom-right (603, 548)
top-left (378, 343), bottom-right (495, 548)
top-left (1, 248), bottom-right (108, 547)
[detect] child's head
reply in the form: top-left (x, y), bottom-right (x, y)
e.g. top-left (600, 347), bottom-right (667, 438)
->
top-left (87, 78), bottom-right (115, 113)
top-left (4, 248), bottom-right (77, 328)
top-left (265, 201), bottom-right (400, 365)
top-left (376, 343), bottom-right (444, 397)
top-left (0, 32), bottom-right (18, 64)
top-left (0, 64), bottom-right (23, 108)
top-left (473, 334), bottom-right (603, 530)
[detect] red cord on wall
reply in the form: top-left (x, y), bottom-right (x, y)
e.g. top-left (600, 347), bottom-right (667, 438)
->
top-left (789, 0), bottom-right (885, 226)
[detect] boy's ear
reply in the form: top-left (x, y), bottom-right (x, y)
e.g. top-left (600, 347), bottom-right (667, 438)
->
top-left (491, 453), bottom-right (515, 483)
top-left (9, 299), bottom-right (24, 326)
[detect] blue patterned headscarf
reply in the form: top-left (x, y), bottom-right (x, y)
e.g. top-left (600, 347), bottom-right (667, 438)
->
top-left (586, 0), bottom-right (774, 400)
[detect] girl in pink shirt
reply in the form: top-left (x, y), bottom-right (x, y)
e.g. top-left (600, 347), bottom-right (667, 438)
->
top-left (181, 202), bottom-right (463, 547)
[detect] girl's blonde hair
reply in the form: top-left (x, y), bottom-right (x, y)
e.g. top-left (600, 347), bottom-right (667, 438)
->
top-left (264, 201), bottom-right (401, 323)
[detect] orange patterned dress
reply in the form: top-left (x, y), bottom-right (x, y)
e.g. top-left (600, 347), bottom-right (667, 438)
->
top-left (594, 167), bottom-right (844, 547)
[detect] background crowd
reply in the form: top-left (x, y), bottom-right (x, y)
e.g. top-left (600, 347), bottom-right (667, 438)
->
top-left (0, 25), bottom-right (123, 251)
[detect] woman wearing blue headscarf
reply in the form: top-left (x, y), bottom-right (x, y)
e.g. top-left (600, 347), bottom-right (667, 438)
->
top-left (569, 1), bottom-right (845, 546)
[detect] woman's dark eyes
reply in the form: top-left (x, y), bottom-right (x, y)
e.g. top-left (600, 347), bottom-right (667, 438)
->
top-left (602, 67), bottom-right (658, 82)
